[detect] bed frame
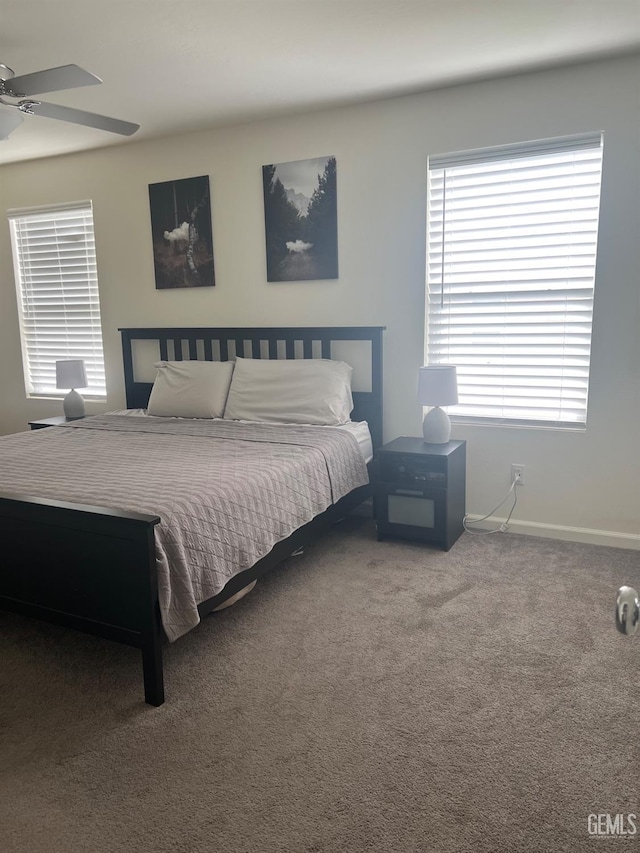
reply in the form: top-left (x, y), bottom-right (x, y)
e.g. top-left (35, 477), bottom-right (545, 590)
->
top-left (0, 326), bottom-right (384, 707)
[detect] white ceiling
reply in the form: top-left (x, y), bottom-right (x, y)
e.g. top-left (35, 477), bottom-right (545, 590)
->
top-left (1, 0), bottom-right (640, 166)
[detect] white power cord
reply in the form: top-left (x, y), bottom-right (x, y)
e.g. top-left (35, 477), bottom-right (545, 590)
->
top-left (463, 475), bottom-right (521, 536)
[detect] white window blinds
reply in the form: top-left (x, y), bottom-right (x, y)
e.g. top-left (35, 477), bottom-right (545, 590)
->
top-left (427, 132), bottom-right (603, 428)
top-left (8, 201), bottom-right (106, 398)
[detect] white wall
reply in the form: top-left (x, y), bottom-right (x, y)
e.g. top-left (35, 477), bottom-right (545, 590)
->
top-left (1, 55), bottom-right (639, 547)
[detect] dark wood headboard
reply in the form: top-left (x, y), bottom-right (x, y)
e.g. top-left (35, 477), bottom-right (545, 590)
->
top-left (119, 326), bottom-right (385, 449)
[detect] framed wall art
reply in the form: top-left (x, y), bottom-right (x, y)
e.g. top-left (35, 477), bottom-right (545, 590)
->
top-left (262, 155), bottom-right (338, 282)
top-left (148, 175), bottom-right (215, 289)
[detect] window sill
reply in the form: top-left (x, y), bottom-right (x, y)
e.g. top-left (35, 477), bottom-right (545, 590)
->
top-left (451, 417), bottom-right (587, 433)
top-left (27, 394), bottom-right (107, 402)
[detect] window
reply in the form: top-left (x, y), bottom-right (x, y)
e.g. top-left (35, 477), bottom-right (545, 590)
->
top-left (427, 132), bottom-right (603, 428)
top-left (8, 200), bottom-right (106, 399)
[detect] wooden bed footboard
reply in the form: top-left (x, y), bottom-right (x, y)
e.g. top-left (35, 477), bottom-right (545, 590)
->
top-left (0, 484), bottom-right (371, 707)
top-left (0, 493), bottom-right (164, 706)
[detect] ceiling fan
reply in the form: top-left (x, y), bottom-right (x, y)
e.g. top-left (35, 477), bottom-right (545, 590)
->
top-left (0, 63), bottom-right (139, 140)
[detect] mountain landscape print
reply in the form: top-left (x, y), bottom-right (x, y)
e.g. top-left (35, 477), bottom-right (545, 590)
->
top-left (262, 155), bottom-right (338, 281)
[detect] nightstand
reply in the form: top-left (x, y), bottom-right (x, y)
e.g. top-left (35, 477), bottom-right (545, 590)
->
top-left (375, 437), bottom-right (466, 551)
top-left (29, 416), bottom-right (80, 430)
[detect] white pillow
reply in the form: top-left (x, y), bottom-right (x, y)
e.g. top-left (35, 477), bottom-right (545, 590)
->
top-left (223, 357), bottom-right (353, 426)
top-left (147, 360), bottom-right (234, 419)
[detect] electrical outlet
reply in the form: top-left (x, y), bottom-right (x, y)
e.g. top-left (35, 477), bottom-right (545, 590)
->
top-left (511, 464), bottom-right (525, 485)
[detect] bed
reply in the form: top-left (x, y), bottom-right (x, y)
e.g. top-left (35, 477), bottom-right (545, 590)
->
top-left (0, 326), bottom-right (384, 706)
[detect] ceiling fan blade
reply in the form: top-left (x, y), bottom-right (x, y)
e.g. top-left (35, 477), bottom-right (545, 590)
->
top-left (3, 65), bottom-right (102, 97)
top-left (27, 100), bottom-right (139, 136)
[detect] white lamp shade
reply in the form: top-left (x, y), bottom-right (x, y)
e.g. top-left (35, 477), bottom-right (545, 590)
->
top-left (418, 365), bottom-right (458, 406)
top-left (56, 359), bottom-right (87, 390)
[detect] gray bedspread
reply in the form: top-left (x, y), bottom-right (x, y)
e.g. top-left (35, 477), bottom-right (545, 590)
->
top-left (0, 416), bottom-right (369, 640)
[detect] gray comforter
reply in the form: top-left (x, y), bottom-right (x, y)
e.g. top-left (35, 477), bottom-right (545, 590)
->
top-left (0, 416), bottom-right (369, 640)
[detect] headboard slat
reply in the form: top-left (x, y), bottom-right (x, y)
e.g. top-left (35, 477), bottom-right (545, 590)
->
top-left (248, 336), bottom-right (261, 359)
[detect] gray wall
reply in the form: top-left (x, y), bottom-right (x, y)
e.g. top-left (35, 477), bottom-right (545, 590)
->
top-left (1, 54), bottom-right (638, 547)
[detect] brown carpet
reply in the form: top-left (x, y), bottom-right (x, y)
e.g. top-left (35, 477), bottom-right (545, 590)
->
top-left (1, 517), bottom-right (639, 853)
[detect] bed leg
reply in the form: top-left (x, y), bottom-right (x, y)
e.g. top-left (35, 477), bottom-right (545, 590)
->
top-left (142, 636), bottom-right (165, 706)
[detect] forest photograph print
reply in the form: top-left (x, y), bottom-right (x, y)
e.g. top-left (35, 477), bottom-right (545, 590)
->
top-left (263, 155), bottom-right (338, 282)
top-left (148, 175), bottom-right (214, 289)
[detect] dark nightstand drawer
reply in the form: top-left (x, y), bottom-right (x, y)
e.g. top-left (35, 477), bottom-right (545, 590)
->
top-left (379, 454), bottom-right (447, 488)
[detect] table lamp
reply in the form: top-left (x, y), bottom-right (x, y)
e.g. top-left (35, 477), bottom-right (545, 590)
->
top-left (418, 365), bottom-right (458, 443)
top-left (56, 359), bottom-right (87, 420)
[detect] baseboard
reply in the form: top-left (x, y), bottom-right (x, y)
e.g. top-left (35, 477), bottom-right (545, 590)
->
top-left (464, 514), bottom-right (640, 551)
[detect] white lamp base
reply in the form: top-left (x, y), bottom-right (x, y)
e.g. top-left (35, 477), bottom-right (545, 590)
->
top-left (422, 406), bottom-right (451, 444)
top-left (63, 388), bottom-right (85, 420)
